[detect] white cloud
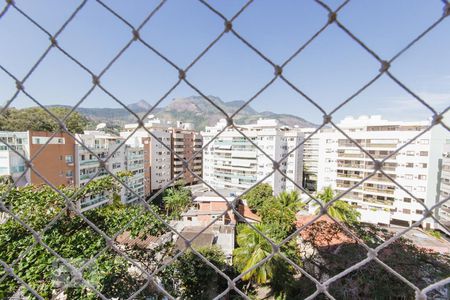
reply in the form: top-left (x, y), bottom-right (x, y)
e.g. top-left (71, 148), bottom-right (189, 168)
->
top-left (374, 92), bottom-right (449, 121)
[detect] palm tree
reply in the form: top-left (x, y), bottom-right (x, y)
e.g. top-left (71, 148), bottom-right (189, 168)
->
top-left (315, 187), bottom-right (360, 224)
top-left (276, 190), bottom-right (304, 213)
top-left (162, 187), bottom-right (191, 217)
top-left (233, 223), bottom-right (274, 284)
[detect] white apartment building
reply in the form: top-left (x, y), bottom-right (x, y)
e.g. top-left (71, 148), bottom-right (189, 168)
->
top-left (299, 127), bottom-right (320, 192)
top-left (202, 119), bottom-right (304, 195)
top-left (437, 144), bottom-right (450, 230)
top-left (121, 119), bottom-right (172, 194)
top-left (76, 131), bottom-right (127, 211)
top-left (317, 115), bottom-right (449, 229)
top-left (123, 145), bottom-right (145, 204)
top-left (0, 132), bottom-right (29, 186)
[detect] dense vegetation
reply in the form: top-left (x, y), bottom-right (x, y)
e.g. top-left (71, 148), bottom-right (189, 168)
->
top-left (1, 180), bottom-right (449, 299)
top-left (234, 185), bottom-right (450, 299)
top-left (0, 107), bottom-right (89, 133)
top-left (0, 178), bottom-right (211, 299)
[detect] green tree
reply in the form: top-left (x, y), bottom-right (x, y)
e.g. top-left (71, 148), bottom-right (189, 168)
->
top-left (0, 176), bottom-right (166, 299)
top-left (258, 190), bottom-right (304, 241)
top-left (233, 223), bottom-right (301, 298)
top-left (243, 183), bottom-right (273, 213)
top-left (161, 246), bottom-right (230, 300)
top-left (0, 107), bottom-right (89, 133)
top-left (315, 187), bottom-right (360, 224)
top-left (233, 223), bottom-right (274, 284)
top-left (259, 199), bottom-right (296, 242)
top-left (162, 185), bottom-right (191, 218)
top-left (276, 190), bottom-right (304, 213)
top-left (296, 222), bottom-right (450, 299)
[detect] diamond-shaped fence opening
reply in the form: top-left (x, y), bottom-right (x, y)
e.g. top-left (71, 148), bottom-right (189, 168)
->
top-left (0, 0), bottom-right (449, 299)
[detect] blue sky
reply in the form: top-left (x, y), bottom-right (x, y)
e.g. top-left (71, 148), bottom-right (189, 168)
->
top-left (0, 0), bottom-right (449, 125)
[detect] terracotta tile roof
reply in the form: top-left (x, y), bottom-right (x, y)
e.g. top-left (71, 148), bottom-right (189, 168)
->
top-left (237, 203), bottom-right (261, 222)
top-left (296, 214), bottom-right (355, 248)
top-left (115, 231), bottom-right (161, 249)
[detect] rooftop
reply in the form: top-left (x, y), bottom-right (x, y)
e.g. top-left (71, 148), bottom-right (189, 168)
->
top-left (387, 226), bottom-right (450, 254)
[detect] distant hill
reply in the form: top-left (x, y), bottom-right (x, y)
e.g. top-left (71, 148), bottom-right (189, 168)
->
top-left (44, 96), bottom-right (317, 131)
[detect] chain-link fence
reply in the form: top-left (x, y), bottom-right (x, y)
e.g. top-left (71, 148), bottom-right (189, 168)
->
top-left (0, 0), bottom-right (449, 299)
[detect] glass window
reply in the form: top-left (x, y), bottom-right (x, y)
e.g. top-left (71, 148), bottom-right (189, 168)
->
top-left (65, 155), bottom-right (73, 163)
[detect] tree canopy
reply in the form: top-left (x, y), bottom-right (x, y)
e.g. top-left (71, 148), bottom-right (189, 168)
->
top-left (0, 107), bottom-right (89, 133)
top-left (315, 186), bottom-right (360, 224)
top-left (162, 185), bottom-right (191, 218)
top-left (242, 183), bottom-right (273, 213)
top-left (161, 246), bottom-right (234, 300)
top-left (0, 176), bottom-right (165, 299)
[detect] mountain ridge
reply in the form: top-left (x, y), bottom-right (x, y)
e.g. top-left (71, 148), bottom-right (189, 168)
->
top-left (40, 96), bottom-right (316, 131)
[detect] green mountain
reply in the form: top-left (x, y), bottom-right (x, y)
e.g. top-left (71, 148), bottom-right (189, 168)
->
top-left (45, 96), bottom-right (316, 131)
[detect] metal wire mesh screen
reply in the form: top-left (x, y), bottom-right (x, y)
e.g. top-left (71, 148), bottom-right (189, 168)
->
top-left (0, 0), bottom-right (449, 299)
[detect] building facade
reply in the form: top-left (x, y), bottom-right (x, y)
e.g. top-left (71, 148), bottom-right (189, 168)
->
top-left (170, 122), bottom-right (203, 186)
top-left (299, 127), bottom-right (320, 192)
top-left (0, 131), bottom-right (29, 186)
top-left (202, 119), bottom-right (304, 195)
top-left (437, 144), bottom-right (450, 230)
top-left (0, 131), bottom-right (75, 187)
top-left (317, 115), bottom-right (448, 229)
top-left (75, 131), bottom-right (126, 210)
top-left (121, 117), bottom-right (202, 194)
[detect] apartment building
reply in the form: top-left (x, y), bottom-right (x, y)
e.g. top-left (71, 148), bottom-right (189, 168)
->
top-left (75, 131), bottom-right (127, 210)
top-left (0, 119), bottom-right (202, 211)
top-left (0, 132), bottom-right (29, 186)
top-left (437, 144), bottom-right (450, 230)
top-left (0, 131), bottom-right (75, 187)
top-left (123, 145), bottom-right (145, 204)
top-left (121, 117), bottom-right (203, 194)
top-left (202, 119), bottom-right (304, 195)
top-left (299, 128), bottom-right (320, 192)
top-left (317, 115), bottom-right (448, 229)
top-left (170, 121), bottom-right (203, 185)
top-left (121, 122), bottom-right (172, 194)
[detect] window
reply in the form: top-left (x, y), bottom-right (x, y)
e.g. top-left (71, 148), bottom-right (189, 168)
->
top-left (418, 175), bottom-right (426, 180)
top-left (403, 197), bottom-right (411, 203)
top-left (404, 174), bottom-right (413, 180)
top-left (416, 210), bottom-right (424, 215)
top-left (420, 163), bottom-right (427, 168)
top-left (65, 155), bottom-right (73, 163)
top-left (66, 170), bottom-right (73, 177)
top-left (406, 151), bottom-right (414, 156)
top-left (403, 209), bottom-right (411, 214)
top-left (419, 151), bottom-right (428, 156)
top-left (406, 163), bottom-right (414, 168)
top-left (416, 186), bottom-right (426, 192)
top-left (81, 155), bottom-right (85, 161)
